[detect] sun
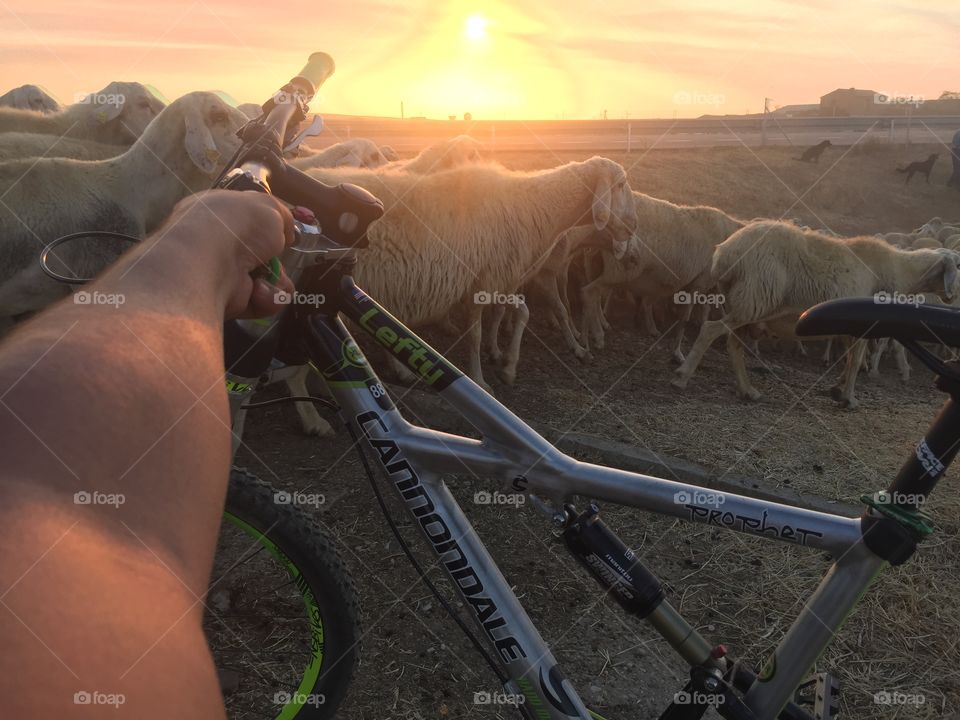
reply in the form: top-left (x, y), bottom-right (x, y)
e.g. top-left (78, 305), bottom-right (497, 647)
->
top-left (465, 14), bottom-right (489, 42)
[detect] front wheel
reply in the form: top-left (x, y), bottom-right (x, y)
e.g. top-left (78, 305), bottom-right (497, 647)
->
top-left (205, 467), bottom-right (360, 719)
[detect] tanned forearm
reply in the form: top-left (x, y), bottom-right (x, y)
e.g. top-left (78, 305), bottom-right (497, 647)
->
top-left (0, 191), bottom-right (293, 719)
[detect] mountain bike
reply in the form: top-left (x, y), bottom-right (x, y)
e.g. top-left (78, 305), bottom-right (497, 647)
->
top-left (50, 53), bottom-right (956, 720)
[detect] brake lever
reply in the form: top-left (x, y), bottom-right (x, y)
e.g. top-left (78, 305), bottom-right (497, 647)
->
top-left (283, 115), bottom-right (325, 156)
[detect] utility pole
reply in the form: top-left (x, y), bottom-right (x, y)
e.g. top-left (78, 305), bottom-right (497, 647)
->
top-left (761, 97), bottom-right (771, 147)
top-left (400, 100), bottom-right (404, 120)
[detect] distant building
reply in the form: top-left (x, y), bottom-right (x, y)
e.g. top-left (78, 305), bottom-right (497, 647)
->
top-left (820, 87), bottom-right (960, 116)
top-left (820, 88), bottom-right (878, 116)
top-left (771, 103), bottom-right (819, 118)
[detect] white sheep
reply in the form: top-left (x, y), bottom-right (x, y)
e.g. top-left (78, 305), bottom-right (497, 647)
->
top-left (379, 144), bottom-right (399, 162)
top-left (271, 158), bottom-right (635, 435)
top-left (672, 221), bottom-right (960, 408)
top-left (0, 82), bottom-right (165, 145)
top-left (0, 133), bottom-right (126, 162)
top-left (577, 193), bottom-right (744, 362)
top-left (236, 102), bottom-right (263, 119)
top-left (394, 135), bottom-right (487, 174)
top-left (291, 138), bottom-right (389, 170)
top-left (911, 235), bottom-right (943, 250)
top-left (0, 85), bottom-right (60, 113)
top-left (936, 225), bottom-right (960, 243)
top-left (0, 91), bottom-right (247, 321)
top-left (520, 225), bottom-right (636, 360)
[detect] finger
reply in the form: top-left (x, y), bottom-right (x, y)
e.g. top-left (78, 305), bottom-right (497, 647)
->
top-left (241, 277), bottom-right (286, 319)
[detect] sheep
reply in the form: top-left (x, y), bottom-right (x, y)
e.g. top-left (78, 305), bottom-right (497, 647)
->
top-left (236, 102), bottom-right (262, 119)
top-left (0, 91), bottom-right (247, 322)
top-left (911, 235), bottom-right (943, 250)
top-left (291, 138), bottom-right (389, 170)
top-left (576, 193), bottom-right (744, 362)
top-left (0, 133), bottom-right (126, 162)
top-left (267, 157), bottom-right (635, 435)
top-left (879, 231), bottom-right (916, 248)
top-left (936, 225), bottom-right (960, 243)
top-left (394, 135), bottom-right (487, 174)
top-left (0, 82), bottom-right (164, 145)
top-left (0, 85), bottom-right (60, 113)
top-left (946, 234), bottom-right (960, 252)
top-left (519, 225), bottom-right (636, 360)
top-left (672, 221), bottom-right (960, 408)
top-left (915, 217), bottom-right (943, 236)
top-left (380, 144), bottom-right (399, 161)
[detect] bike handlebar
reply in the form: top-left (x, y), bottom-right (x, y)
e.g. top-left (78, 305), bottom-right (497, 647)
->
top-left (217, 51), bottom-right (384, 255)
top-left (292, 52), bottom-right (336, 99)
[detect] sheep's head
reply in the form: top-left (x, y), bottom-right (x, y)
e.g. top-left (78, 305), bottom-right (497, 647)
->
top-left (171, 92), bottom-right (247, 178)
top-left (435, 135), bottom-right (487, 170)
top-left (586, 157), bottom-right (635, 249)
top-left (82, 81), bottom-right (166, 142)
top-left (349, 139), bottom-right (389, 169)
top-left (919, 248), bottom-right (960, 301)
top-left (380, 144), bottom-right (399, 162)
top-left (2, 84), bottom-right (60, 113)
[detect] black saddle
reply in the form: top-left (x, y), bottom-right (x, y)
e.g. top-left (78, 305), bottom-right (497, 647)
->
top-left (796, 298), bottom-right (960, 348)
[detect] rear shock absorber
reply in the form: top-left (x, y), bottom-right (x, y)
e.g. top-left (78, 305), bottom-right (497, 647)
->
top-left (561, 504), bottom-right (723, 670)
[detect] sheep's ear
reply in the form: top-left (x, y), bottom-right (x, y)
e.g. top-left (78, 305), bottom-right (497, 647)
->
top-left (183, 107), bottom-right (219, 175)
top-left (592, 177), bottom-right (612, 231)
top-left (96, 83), bottom-right (125, 123)
top-left (942, 256), bottom-right (959, 300)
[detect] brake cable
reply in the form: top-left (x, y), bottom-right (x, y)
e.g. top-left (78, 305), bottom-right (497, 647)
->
top-left (345, 422), bottom-right (512, 687)
top-left (39, 231), bottom-right (140, 284)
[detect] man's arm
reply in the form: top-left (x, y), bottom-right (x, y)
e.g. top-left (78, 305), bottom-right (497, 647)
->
top-left (0, 191), bottom-right (294, 718)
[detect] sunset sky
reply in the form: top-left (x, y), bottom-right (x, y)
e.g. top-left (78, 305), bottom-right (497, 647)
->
top-left (1, 0), bottom-right (957, 120)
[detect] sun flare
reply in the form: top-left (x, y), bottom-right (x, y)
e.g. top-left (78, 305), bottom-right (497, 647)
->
top-left (465, 14), bottom-right (489, 42)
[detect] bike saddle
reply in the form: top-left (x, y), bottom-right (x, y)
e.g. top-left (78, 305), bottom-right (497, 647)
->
top-left (797, 298), bottom-right (960, 348)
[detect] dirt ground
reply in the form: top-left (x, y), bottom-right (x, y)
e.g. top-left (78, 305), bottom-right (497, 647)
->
top-left (231, 143), bottom-right (960, 720)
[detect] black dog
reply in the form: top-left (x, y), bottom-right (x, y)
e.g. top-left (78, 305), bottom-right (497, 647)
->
top-left (796, 140), bottom-right (832, 163)
top-left (897, 153), bottom-right (939, 184)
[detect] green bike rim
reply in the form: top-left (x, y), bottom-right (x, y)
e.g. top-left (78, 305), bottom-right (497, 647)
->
top-left (223, 511), bottom-right (325, 719)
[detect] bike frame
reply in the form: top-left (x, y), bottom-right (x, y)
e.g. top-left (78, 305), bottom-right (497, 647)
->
top-left (229, 262), bottom-right (945, 720)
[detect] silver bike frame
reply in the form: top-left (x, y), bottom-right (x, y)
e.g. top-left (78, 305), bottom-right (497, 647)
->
top-left (236, 282), bottom-right (886, 720)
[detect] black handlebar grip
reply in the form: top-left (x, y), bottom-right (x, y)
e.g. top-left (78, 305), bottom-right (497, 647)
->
top-left (291, 52), bottom-right (336, 99)
top-left (270, 164), bottom-right (384, 246)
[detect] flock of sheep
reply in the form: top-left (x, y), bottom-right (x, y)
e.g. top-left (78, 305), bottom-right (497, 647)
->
top-left (1, 82), bottom-right (958, 437)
